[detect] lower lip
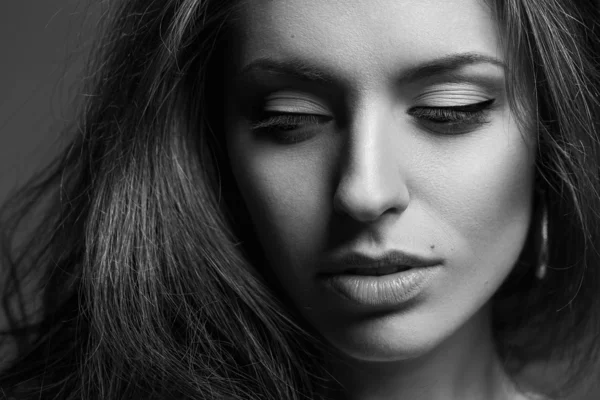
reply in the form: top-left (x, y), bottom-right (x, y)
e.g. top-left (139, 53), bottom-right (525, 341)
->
top-left (321, 266), bottom-right (440, 307)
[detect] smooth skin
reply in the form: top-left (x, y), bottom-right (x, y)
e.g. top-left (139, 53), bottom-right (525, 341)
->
top-left (225, 0), bottom-right (537, 399)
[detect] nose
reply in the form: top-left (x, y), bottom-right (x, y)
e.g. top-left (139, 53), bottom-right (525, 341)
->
top-left (332, 104), bottom-right (410, 223)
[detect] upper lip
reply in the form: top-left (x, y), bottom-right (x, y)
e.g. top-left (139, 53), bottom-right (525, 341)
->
top-left (319, 250), bottom-right (442, 275)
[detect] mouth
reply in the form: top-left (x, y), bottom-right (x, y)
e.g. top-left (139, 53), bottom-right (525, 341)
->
top-left (320, 250), bottom-right (441, 277)
top-left (342, 265), bottom-right (413, 276)
top-left (319, 251), bottom-right (442, 306)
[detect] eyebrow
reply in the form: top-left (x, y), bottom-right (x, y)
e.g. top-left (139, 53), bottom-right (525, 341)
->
top-left (235, 52), bottom-right (506, 86)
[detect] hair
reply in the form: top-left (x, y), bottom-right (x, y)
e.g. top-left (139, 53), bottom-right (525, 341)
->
top-left (0, 0), bottom-right (598, 399)
top-left (491, 0), bottom-right (600, 392)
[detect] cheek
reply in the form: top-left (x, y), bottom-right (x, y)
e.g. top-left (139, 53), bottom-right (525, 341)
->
top-left (446, 135), bottom-right (534, 248)
top-left (423, 126), bottom-right (536, 296)
top-left (227, 135), bottom-right (335, 268)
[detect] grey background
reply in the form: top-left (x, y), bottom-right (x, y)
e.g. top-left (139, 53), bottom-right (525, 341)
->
top-left (0, 1), bottom-right (598, 398)
top-left (0, 0), bottom-right (95, 205)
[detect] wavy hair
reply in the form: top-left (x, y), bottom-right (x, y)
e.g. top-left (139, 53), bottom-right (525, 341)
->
top-left (0, 0), bottom-right (598, 399)
top-left (491, 0), bottom-right (600, 395)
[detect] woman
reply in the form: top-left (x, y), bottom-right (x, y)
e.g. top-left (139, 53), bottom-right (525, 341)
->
top-left (0, 0), bottom-right (599, 399)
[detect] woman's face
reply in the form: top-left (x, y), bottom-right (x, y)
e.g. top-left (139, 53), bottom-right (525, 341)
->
top-left (225, 0), bottom-right (535, 361)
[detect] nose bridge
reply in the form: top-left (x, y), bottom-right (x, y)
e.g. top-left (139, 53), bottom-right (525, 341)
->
top-left (333, 99), bottom-right (410, 221)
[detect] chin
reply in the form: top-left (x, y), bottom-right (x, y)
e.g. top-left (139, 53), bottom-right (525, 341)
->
top-left (322, 315), bottom-right (445, 363)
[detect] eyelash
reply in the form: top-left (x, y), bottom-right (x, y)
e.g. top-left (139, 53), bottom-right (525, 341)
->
top-left (251, 114), bottom-right (332, 144)
top-left (251, 99), bottom-right (495, 144)
top-left (407, 99), bottom-right (495, 126)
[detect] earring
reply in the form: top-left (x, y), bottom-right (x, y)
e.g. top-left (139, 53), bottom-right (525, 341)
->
top-left (536, 201), bottom-right (549, 280)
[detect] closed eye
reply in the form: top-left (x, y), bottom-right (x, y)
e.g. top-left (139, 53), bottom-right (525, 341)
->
top-left (250, 113), bottom-right (332, 144)
top-left (408, 99), bottom-right (495, 133)
top-left (251, 113), bottom-right (330, 131)
top-left (250, 98), bottom-right (495, 143)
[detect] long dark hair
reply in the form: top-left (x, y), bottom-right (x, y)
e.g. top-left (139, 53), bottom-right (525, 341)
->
top-left (0, 0), bottom-right (598, 399)
top-left (491, 0), bottom-right (600, 394)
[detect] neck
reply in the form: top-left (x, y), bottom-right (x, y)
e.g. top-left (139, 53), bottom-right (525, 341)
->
top-left (328, 306), bottom-right (520, 400)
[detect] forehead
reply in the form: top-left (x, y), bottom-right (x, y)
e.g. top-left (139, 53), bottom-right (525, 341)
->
top-left (233, 0), bottom-right (503, 81)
